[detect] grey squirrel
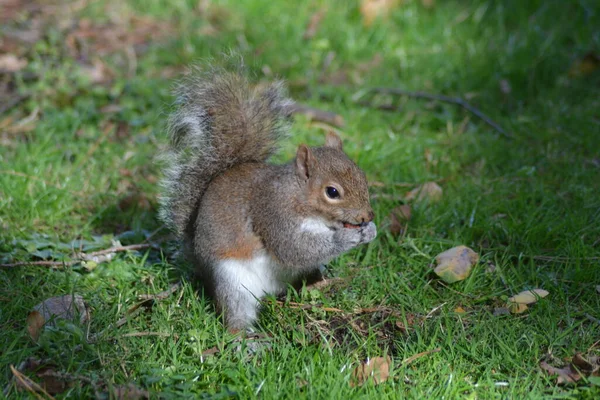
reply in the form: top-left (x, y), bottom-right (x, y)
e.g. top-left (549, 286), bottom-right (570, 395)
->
top-left (159, 62), bottom-right (377, 331)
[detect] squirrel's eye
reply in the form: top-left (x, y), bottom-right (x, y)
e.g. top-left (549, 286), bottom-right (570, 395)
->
top-left (325, 186), bottom-right (340, 199)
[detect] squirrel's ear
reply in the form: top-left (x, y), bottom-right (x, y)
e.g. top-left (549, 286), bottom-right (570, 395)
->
top-left (324, 131), bottom-right (343, 150)
top-left (295, 144), bottom-right (314, 182)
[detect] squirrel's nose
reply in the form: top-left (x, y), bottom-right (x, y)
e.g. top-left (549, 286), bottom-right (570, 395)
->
top-left (360, 210), bottom-right (375, 225)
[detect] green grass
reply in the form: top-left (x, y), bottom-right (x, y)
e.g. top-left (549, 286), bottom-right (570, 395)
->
top-left (1, 0), bottom-right (599, 398)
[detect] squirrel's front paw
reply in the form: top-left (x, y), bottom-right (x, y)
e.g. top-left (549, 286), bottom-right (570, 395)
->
top-left (359, 221), bottom-right (377, 244)
top-left (334, 227), bottom-right (362, 250)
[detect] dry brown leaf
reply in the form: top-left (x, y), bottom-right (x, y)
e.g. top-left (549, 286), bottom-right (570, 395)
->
top-left (433, 245), bottom-right (479, 283)
top-left (571, 353), bottom-right (599, 375)
top-left (508, 289), bottom-right (549, 305)
top-left (404, 182), bottom-right (443, 203)
top-left (0, 54), bottom-right (27, 72)
top-left (29, 294), bottom-right (89, 341)
top-left (26, 311), bottom-right (45, 342)
top-left (360, 0), bottom-right (400, 26)
top-left (388, 204), bottom-right (411, 236)
top-left (568, 52), bottom-right (600, 78)
top-left (508, 303), bottom-right (528, 314)
top-left (351, 356), bottom-right (391, 387)
top-left (18, 359), bottom-right (71, 395)
top-left (540, 361), bottom-right (581, 384)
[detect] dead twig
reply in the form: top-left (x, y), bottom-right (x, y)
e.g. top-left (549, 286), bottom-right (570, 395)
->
top-left (91, 284), bottom-right (180, 342)
top-left (360, 88), bottom-right (511, 138)
top-left (122, 332), bottom-right (171, 338)
top-left (401, 348), bottom-right (441, 366)
top-left (277, 301), bottom-right (344, 313)
top-left (9, 365), bottom-right (54, 400)
top-left (138, 282), bottom-right (182, 300)
top-left (305, 277), bottom-right (345, 291)
top-left (37, 370), bottom-right (93, 385)
top-left (531, 255), bottom-right (600, 262)
top-left (0, 243), bottom-right (154, 268)
top-left (286, 103), bottom-right (345, 128)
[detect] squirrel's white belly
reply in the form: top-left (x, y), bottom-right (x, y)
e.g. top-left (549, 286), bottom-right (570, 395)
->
top-left (215, 253), bottom-right (287, 299)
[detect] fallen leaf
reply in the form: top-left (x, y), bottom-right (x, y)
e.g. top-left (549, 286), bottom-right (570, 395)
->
top-left (28, 294), bottom-right (89, 341)
top-left (508, 303), bottom-right (528, 314)
top-left (26, 311), bottom-right (45, 342)
top-left (454, 306), bottom-right (466, 314)
top-left (540, 361), bottom-right (581, 384)
top-left (404, 182), bottom-right (443, 203)
top-left (0, 54), bottom-right (27, 72)
top-left (13, 358), bottom-right (93, 396)
top-left (508, 289), bottom-right (549, 305)
top-left (388, 204), bottom-right (411, 236)
top-left (568, 52), bottom-right (600, 77)
top-left (350, 356), bottom-right (391, 387)
top-left (433, 246), bottom-right (479, 283)
top-left (360, 0), bottom-right (400, 26)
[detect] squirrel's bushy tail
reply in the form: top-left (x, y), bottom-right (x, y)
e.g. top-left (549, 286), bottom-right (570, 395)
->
top-left (159, 65), bottom-right (293, 238)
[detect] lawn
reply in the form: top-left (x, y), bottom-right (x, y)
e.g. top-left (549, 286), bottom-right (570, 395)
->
top-left (1, 0), bottom-right (599, 398)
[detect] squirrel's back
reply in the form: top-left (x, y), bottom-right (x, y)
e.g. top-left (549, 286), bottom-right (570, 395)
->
top-left (159, 65), bottom-right (293, 238)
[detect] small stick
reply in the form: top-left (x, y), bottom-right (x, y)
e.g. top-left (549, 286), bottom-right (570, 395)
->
top-left (37, 370), bottom-right (93, 385)
top-left (9, 365), bottom-right (54, 400)
top-left (286, 103), bottom-right (345, 128)
top-left (277, 301), bottom-right (343, 313)
top-left (305, 277), bottom-right (345, 290)
top-left (122, 332), bottom-right (171, 338)
top-left (0, 243), bottom-right (154, 268)
top-left (138, 282), bottom-right (182, 301)
top-left (401, 348), bottom-right (441, 366)
top-left (531, 255), bottom-right (600, 262)
top-left (362, 88), bottom-right (511, 138)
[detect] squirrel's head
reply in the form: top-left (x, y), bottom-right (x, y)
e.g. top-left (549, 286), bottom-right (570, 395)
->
top-left (295, 132), bottom-right (374, 228)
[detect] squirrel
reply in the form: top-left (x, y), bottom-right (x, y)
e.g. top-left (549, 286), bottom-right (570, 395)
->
top-left (159, 62), bottom-right (377, 331)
